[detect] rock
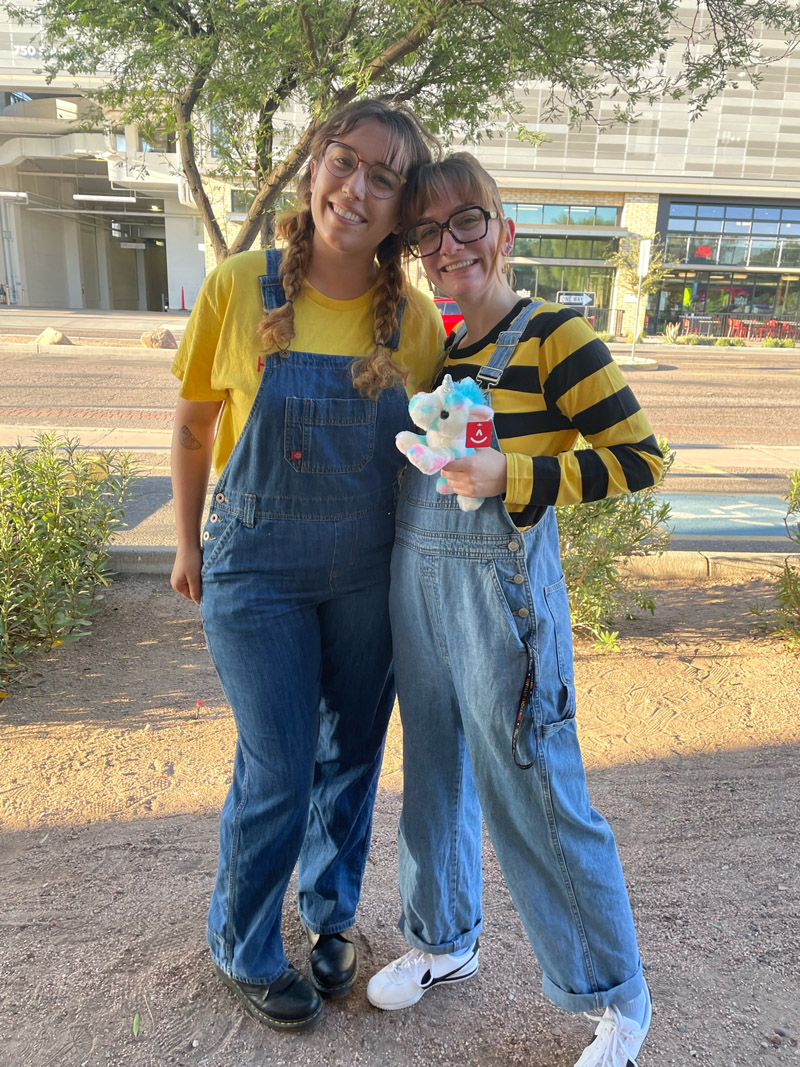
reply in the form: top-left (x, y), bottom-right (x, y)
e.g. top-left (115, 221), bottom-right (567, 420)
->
top-left (141, 327), bottom-right (177, 349)
top-left (34, 327), bottom-right (72, 345)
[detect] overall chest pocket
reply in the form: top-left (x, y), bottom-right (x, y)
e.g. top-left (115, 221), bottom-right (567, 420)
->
top-left (284, 396), bottom-right (377, 474)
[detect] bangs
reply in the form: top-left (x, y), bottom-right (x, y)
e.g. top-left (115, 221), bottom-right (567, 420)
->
top-left (403, 154), bottom-right (502, 229)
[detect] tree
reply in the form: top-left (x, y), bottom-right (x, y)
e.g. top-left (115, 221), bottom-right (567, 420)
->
top-left (607, 234), bottom-right (673, 297)
top-left (14, 0), bottom-right (800, 264)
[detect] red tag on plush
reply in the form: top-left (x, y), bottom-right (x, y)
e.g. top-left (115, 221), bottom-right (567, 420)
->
top-left (290, 451), bottom-right (303, 460)
top-left (465, 421), bottom-right (493, 448)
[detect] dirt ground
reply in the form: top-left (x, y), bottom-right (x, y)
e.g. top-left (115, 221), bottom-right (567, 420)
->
top-left (1, 573), bottom-right (799, 1067)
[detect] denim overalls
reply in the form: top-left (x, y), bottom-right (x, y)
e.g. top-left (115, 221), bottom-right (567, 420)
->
top-left (389, 302), bottom-right (644, 1012)
top-left (201, 250), bottom-right (410, 984)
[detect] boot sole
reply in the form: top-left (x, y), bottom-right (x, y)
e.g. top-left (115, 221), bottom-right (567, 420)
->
top-left (212, 963), bottom-right (325, 1032)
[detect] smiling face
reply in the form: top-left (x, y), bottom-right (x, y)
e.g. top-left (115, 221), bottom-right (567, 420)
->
top-left (414, 188), bottom-right (514, 308)
top-left (309, 118), bottom-right (406, 263)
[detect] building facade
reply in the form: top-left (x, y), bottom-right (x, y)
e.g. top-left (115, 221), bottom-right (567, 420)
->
top-left (464, 5), bottom-right (800, 336)
top-left (2, 3), bottom-right (799, 331)
top-left (0, 6), bottom-right (206, 311)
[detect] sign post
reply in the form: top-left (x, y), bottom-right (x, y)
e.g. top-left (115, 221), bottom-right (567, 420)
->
top-left (631, 239), bottom-right (651, 361)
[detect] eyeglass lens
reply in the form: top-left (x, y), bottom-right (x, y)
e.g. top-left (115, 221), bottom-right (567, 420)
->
top-left (323, 142), bottom-right (403, 198)
top-left (407, 207), bottom-right (491, 257)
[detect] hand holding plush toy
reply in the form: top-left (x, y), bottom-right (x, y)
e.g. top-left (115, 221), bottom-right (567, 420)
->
top-left (396, 374), bottom-right (494, 511)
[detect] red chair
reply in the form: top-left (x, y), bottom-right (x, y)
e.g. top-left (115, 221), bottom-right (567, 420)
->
top-left (728, 318), bottom-right (746, 338)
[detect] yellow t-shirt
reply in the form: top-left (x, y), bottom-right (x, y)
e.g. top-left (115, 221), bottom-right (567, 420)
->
top-left (172, 250), bottom-right (444, 474)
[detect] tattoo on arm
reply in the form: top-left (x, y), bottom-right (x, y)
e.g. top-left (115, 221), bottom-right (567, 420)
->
top-left (179, 425), bottom-right (203, 450)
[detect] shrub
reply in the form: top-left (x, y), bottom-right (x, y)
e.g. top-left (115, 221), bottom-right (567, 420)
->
top-left (694, 336), bottom-right (717, 345)
top-left (595, 330), bottom-right (615, 343)
top-left (0, 434), bottom-right (135, 684)
top-left (675, 333), bottom-right (699, 345)
top-left (762, 336), bottom-right (795, 348)
top-left (714, 337), bottom-right (732, 346)
top-left (729, 336), bottom-right (748, 346)
top-left (663, 322), bottom-right (680, 343)
top-left (752, 471), bottom-right (800, 650)
top-left (623, 332), bottom-right (645, 344)
top-left (558, 437), bottom-right (674, 642)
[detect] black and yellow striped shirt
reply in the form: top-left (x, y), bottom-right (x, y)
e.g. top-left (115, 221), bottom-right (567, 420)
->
top-left (443, 299), bottom-right (664, 527)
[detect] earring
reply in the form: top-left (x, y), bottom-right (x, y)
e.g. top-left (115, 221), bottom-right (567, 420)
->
top-left (501, 256), bottom-right (510, 274)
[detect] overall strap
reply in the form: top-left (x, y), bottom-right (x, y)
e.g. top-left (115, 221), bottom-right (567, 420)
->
top-left (475, 300), bottom-right (543, 392)
top-left (259, 247), bottom-right (407, 350)
top-left (259, 248), bottom-right (286, 312)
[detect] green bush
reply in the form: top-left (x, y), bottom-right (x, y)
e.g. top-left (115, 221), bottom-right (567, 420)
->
top-left (675, 333), bottom-right (699, 345)
top-left (752, 471), bottom-right (800, 650)
top-left (0, 434), bottom-right (135, 683)
top-left (714, 337), bottom-right (732, 346)
top-left (729, 336), bottom-right (748, 346)
top-left (595, 331), bottom-right (615, 343)
top-left (694, 336), bottom-right (717, 345)
top-left (761, 336), bottom-right (795, 348)
top-left (558, 437), bottom-right (674, 642)
top-left (662, 322), bottom-right (680, 344)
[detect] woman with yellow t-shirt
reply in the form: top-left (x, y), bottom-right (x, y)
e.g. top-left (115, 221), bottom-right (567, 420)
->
top-left (169, 100), bottom-right (442, 1033)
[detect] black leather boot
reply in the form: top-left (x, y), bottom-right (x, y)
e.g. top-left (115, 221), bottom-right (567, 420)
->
top-left (307, 930), bottom-right (358, 998)
top-left (212, 962), bottom-right (325, 1031)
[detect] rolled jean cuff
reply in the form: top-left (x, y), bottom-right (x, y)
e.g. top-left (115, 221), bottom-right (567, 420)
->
top-left (542, 959), bottom-right (644, 1013)
top-left (398, 914), bottom-right (483, 956)
top-left (299, 914), bottom-right (356, 937)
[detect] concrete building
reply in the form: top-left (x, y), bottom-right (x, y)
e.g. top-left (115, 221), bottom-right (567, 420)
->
top-left (0, 7), bottom-right (206, 311)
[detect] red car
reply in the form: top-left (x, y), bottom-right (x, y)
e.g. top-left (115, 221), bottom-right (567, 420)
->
top-left (434, 297), bottom-right (464, 334)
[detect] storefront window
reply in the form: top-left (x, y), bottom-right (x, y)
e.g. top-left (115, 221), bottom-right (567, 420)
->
top-left (517, 204), bottom-right (543, 224)
top-left (666, 235), bottom-right (690, 261)
top-left (595, 207), bottom-right (618, 225)
top-left (569, 207), bottom-right (595, 225)
top-left (781, 241), bottom-right (800, 267)
top-left (513, 237), bottom-right (540, 257)
top-left (565, 238), bottom-right (594, 258)
top-left (539, 238), bottom-right (567, 257)
top-left (542, 205), bottom-right (570, 225)
top-left (749, 241), bottom-right (779, 266)
top-left (718, 239), bottom-right (749, 265)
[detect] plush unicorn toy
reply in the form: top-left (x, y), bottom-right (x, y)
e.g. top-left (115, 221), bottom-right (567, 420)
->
top-left (396, 374), bottom-right (494, 511)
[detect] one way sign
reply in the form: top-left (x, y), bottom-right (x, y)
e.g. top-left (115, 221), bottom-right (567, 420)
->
top-left (556, 291), bottom-right (595, 307)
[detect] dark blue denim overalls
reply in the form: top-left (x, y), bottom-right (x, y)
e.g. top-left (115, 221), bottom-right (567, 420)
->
top-left (201, 250), bottom-right (410, 983)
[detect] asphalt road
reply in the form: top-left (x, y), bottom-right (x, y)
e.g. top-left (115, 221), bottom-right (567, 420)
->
top-left (3, 344), bottom-right (799, 445)
top-left (622, 346), bottom-right (800, 448)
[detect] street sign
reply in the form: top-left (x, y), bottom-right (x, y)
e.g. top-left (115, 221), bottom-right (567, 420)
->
top-left (556, 291), bottom-right (595, 307)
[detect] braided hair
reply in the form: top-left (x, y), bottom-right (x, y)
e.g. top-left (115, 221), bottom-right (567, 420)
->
top-left (258, 99), bottom-right (438, 398)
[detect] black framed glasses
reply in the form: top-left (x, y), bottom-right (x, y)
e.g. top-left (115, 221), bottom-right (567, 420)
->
top-left (322, 140), bottom-right (406, 199)
top-left (406, 205), bottom-right (498, 258)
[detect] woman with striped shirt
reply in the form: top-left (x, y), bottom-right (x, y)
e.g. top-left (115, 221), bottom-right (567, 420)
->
top-left (367, 153), bottom-right (663, 1067)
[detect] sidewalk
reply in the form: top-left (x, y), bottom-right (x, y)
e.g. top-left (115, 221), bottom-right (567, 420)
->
top-left (1, 422), bottom-right (797, 576)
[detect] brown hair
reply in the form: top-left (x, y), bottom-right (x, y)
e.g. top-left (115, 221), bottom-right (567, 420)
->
top-left (402, 152), bottom-right (510, 278)
top-left (258, 99), bottom-right (438, 398)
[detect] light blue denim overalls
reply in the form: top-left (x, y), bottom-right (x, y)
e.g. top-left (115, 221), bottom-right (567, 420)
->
top-left (390, 302), bottom-right (645, 1012)
top-left (201, 250), bottom-right (410, 984)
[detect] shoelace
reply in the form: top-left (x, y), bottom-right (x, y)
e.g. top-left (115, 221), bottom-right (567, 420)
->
top-left (385, 949), bottom-right (432, 983)
top-left (581, 1006), bottom-right (642, 1066)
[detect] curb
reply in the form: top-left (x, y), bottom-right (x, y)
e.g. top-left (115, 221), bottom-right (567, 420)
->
top-left (110, 545), bottom-right (794, 581)
top-left (0, 342), bottom-right (178, 357)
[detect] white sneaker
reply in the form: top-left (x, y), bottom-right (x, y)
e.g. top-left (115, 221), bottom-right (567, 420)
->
top-left (573, 991), bottom-right (652, 1066)
top-left (366, 941), bottom-right (479, 1010)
